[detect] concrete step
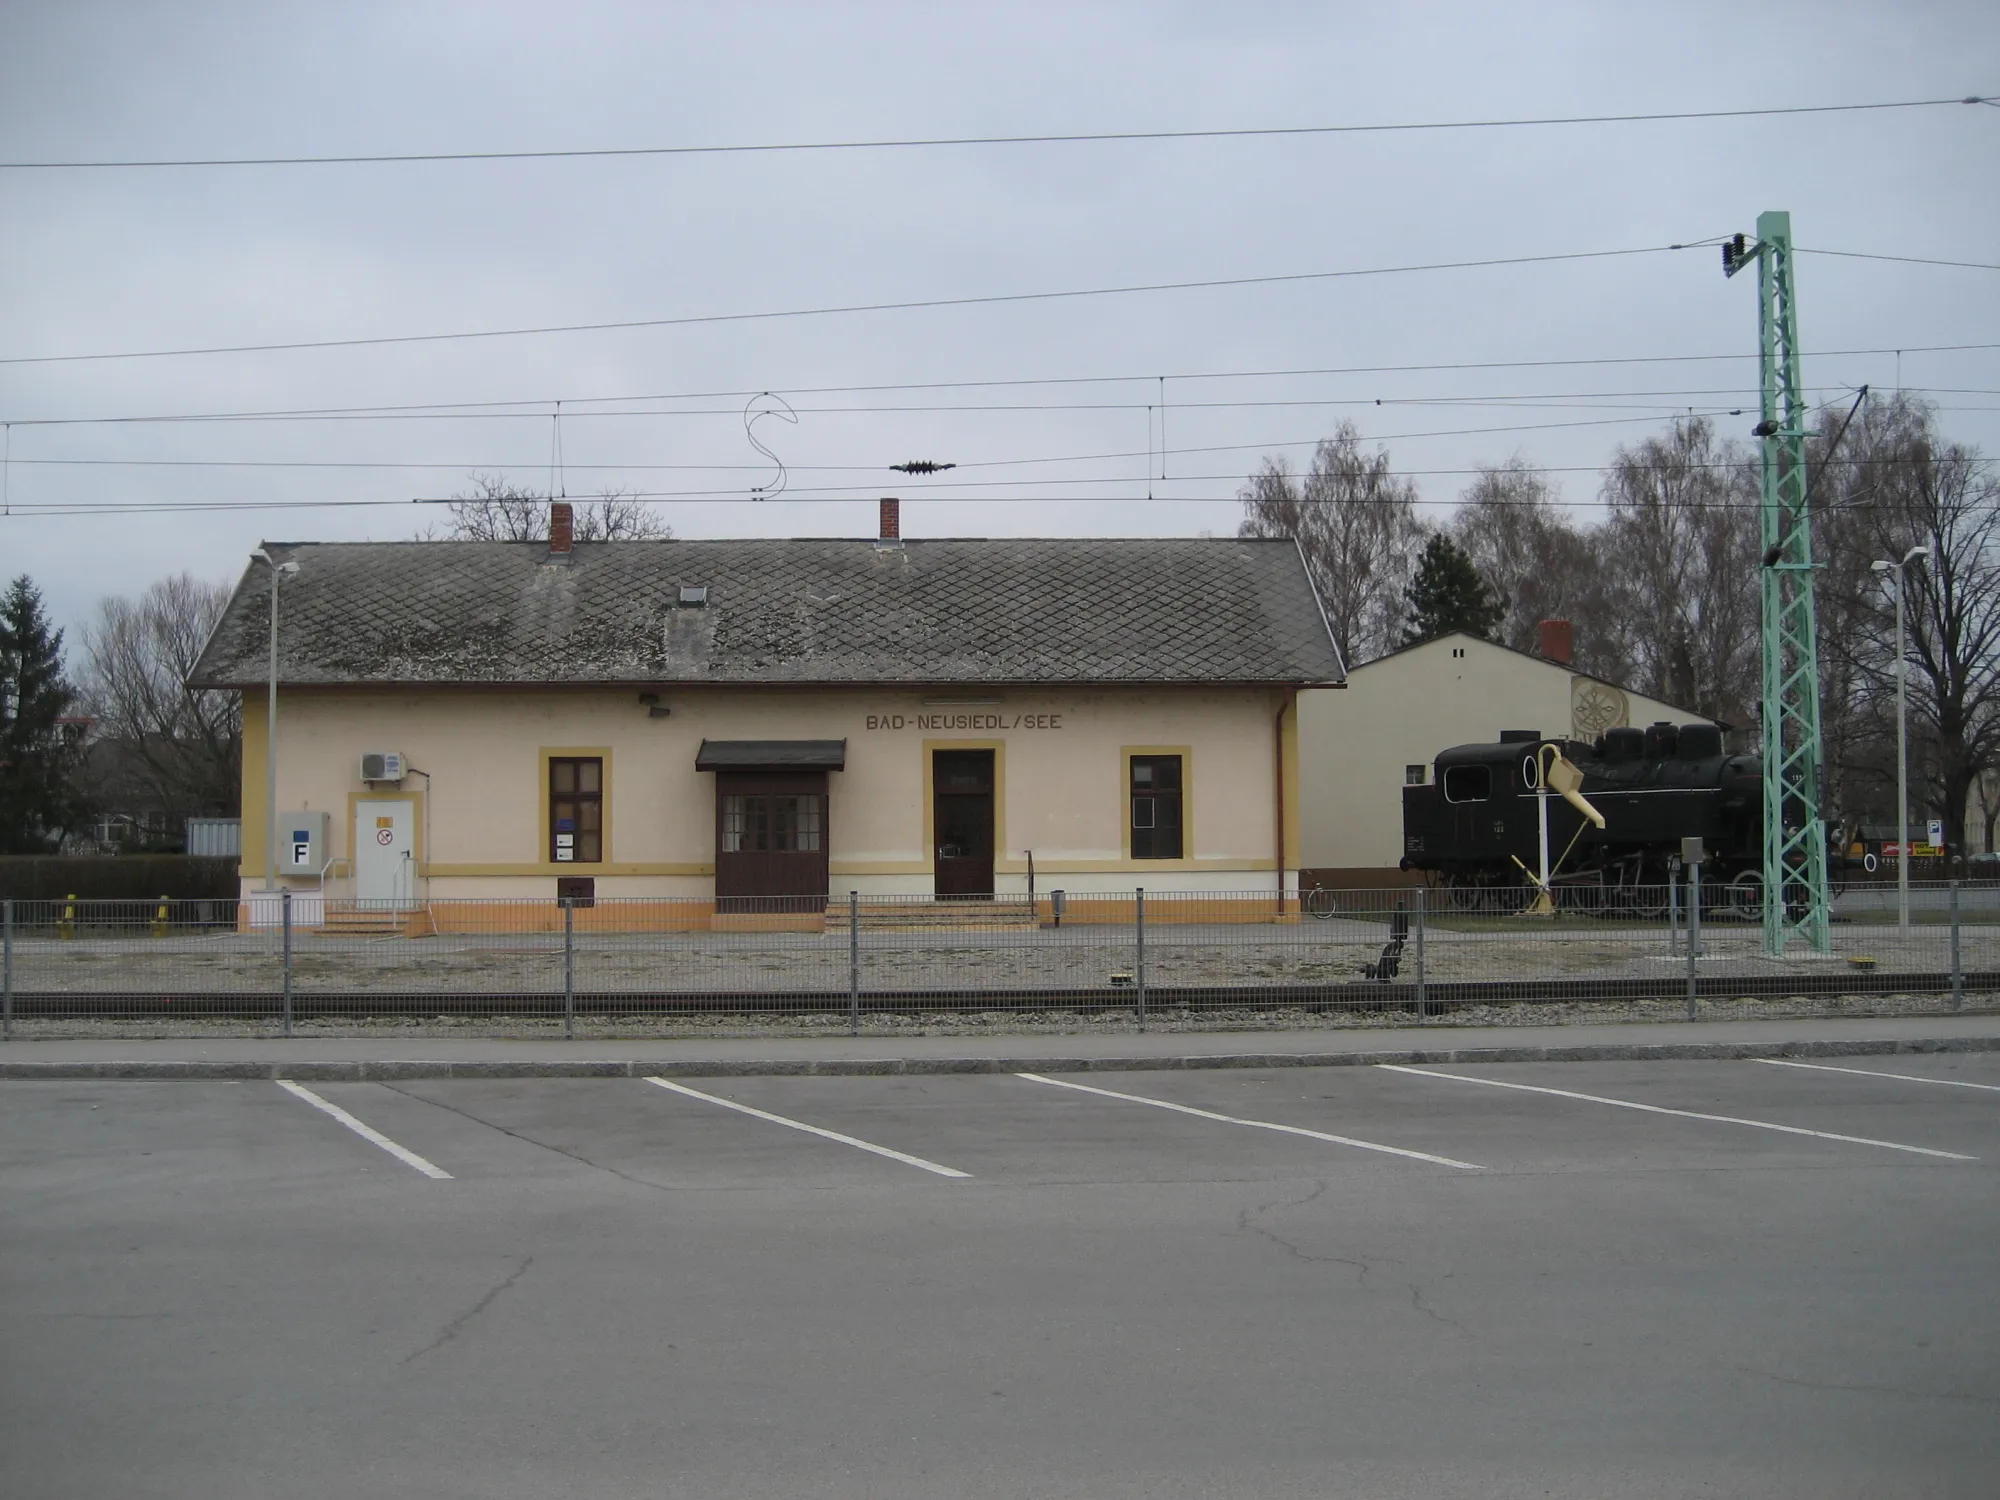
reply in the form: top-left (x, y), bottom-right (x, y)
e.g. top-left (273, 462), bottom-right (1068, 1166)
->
top-left (317, 906), bottom-right (427, 938)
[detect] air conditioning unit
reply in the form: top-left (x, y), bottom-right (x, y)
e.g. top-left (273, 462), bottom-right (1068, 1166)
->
top-left (359, 751), bottom-right (407, 784)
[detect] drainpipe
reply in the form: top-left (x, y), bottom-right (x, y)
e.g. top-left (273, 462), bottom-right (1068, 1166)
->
top-left (1274, 688), bottom-right (1297, 898)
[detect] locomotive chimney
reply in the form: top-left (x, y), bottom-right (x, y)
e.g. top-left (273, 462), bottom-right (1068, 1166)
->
top-left (1538, 618), bottom-right (1574, 667)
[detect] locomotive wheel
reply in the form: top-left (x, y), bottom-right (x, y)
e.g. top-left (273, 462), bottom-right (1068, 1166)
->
top-left (1728, 871), bottom-right (1764, 922)
top-left (1444, 876), bottom-right (1483, 912)
top-left (1563, 882), bottom-right (1605, 916)
top-left (1624, 879), bottom-right (1669, 920)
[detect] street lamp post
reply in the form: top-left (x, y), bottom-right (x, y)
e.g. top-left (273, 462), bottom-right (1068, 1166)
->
top-left (1871, 545), bottom-right (1927, 932)
top-left (250, 550), bottom-right (298, 898)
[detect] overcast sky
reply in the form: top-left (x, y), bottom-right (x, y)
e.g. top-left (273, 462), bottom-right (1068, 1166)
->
top-left (2, 1), bottom-right (1996, 644)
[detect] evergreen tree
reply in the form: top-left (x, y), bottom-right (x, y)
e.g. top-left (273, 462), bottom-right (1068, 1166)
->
top-left (0, 575), bottom-right (86, 852)
top-left (1403, 533), bottom-right (1504, 646)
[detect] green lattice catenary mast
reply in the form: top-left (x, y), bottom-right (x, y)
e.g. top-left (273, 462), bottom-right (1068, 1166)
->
top-left (1724, 210), bottom-right (1832, 955)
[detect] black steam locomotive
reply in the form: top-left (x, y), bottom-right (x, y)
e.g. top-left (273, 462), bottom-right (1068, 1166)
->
top-left (1400, 722), bottom-right (1774, 915)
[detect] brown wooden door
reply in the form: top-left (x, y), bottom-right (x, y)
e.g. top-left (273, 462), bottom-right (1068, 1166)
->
top-left (714, 771), bottom-right (830, 911)
top-left (933, 750), bottom-right (995, 898)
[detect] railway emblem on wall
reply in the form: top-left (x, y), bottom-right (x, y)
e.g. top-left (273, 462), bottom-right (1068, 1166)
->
top-left (1570, 678), bottom-right (1628, 740)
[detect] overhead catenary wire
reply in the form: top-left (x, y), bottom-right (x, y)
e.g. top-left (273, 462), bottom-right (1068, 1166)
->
top-left (0, 411), bottom-right (1766, 492)
top-left (0, 479), bottom-right (1929, 519)
top-left (0, 93), bottom-right (1985, 169)
top-left (2, 384), bottom-right (1978, 429)
top-left (1799, 248), bottom-right (2000, 273)
top-left (13, 397), bottom-right (1957, 517)
top-left (0, 243), bottom-right (1986, 372)
top-left (11, 392), bottom-right (1995, 482)
top-left (8, 341), bottom-right (1993, 428)
top-left (0, 242), bottom-right (1729, 366)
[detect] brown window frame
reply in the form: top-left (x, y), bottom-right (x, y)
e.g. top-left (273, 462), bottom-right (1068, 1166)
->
top-left (1129, 754), bottom-right (1184, 860)
top-left (549, 756), bottom-right (604, 864)
top-left (720, 792), bottom-right (823, 854)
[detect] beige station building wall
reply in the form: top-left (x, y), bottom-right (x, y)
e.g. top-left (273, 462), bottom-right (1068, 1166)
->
top-left (239, 683), bottom-right (1303, 900)
top-left (1298, 634), bottom-right (1713, 880)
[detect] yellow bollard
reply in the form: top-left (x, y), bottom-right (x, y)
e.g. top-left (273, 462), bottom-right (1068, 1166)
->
top-left (58, 894), bottom-right (77, 941)
top-left (151, 895), bottom-right (171, 938)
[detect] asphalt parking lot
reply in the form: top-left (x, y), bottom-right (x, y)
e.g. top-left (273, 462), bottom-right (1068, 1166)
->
top-left (4, 1056), bottom-right (1997, 1499)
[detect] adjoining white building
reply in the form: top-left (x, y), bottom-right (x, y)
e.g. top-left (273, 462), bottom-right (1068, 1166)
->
top-left (1298, 622), bottom-right (1718, 884)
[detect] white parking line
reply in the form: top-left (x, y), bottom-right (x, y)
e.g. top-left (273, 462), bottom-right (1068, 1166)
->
top-left (643, 1077), bottom-right (970, 1179)
top-left (1753, 1058), bottom-right (2000, 1093)
top-left (1016, 1072), bottom-right (1483, 1170)
top-left (275, 1080), bottom-right (453, 1179)
top-left (1376, 1065), bottom-right (1978, 1161)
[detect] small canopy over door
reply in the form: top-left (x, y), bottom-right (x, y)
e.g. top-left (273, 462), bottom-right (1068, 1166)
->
top-left (697, 741), bottom-right (845, 912)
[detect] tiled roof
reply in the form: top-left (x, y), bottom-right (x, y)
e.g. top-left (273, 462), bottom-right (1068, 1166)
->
top-left (189, 537), bottom-right (1344, 688)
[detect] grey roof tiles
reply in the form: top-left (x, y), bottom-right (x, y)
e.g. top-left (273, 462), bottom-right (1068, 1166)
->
top-left (190, 537), bottom-right (1344, 688)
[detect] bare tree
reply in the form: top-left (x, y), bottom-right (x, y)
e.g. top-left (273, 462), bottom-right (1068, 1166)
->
top-left (1449, 458), bottom-right (1620, 674)
top-left (1811, 394), bottom-right (1927, 824)
top-left (1597, 417), bottom-right (1761, 726)
top-left (437, 474), bottom-right (672, 541)
top-left (78, 573), bottom-right (240, 830)
top-left (1237, 422), bottom-right (1423, 667)
top-left (1824, 397), bottom-right (2000, 863)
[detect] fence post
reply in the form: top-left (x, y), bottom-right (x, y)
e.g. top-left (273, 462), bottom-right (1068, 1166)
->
top-left (2, 899), bottom-right (12, 1042)
top-left (1413, 885), bottom-right (1427, 1020)
top-left (281, 889), bottom-right (294, 1038)
top-left (1684, 864), bottom-right (1699, 1021)
top-left (848, 891), bottom-right (860, 1037)
top-left (563, 898), bottom-right (575, 1039)
top-left (1135, 888), bottom-right (1147, 1033)
top-left (1950, 879), bottom-right (1963, 1012)
top-left (1668, 869), bottom-right (1680, 957)
top-left (1690, 860), bottom-right (1702, 961)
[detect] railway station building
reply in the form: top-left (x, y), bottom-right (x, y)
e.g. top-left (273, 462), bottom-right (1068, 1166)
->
top-left (189, 502), bottom-right (1344, 919)
top-left (1297, 623), bottom-right (1719, 885)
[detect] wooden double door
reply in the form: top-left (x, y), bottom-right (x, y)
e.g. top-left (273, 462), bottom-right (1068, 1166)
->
top-left (714, 770), bottom-right (830, 911)
top-left (933, 749), bottom-right (995, 898)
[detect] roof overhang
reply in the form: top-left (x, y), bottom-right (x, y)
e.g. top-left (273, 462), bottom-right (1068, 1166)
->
top-left (695, 738), bottom-right (848, 771)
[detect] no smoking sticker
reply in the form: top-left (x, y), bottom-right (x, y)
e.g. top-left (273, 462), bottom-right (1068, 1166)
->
top-left (376, 828), bottom-right (394, 845)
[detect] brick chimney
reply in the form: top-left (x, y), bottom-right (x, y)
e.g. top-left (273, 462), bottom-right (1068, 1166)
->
top-left (1538, 618), bottom-right (1574, 666)
top-left (549, 501), bottom-right (574, 555)
top-left (878, 497), bottom-right (900, 542)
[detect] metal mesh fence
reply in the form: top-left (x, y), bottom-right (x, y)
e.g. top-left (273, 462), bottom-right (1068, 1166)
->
top-left (2, 880), bottom-right (1991, 1040)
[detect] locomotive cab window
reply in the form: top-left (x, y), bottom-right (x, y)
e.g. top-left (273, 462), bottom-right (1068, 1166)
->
top-left (1442, 764), bottom-right (1491, 803)
top-left (1405, 764), bottom-right (1426, 786)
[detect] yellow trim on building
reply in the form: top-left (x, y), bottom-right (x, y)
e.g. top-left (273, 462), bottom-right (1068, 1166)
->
top-left (1006, 857), bottom-right (1274, 874)
top-left (424, 861), bottom-right (713, 878)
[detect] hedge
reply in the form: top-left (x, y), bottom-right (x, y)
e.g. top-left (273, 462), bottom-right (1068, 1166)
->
top-left (0, 855), bottom-right (239, 902)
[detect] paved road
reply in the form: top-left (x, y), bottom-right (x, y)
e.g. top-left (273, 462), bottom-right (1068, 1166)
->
top-left (5, 1055), bottom-right (1997, 1498)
